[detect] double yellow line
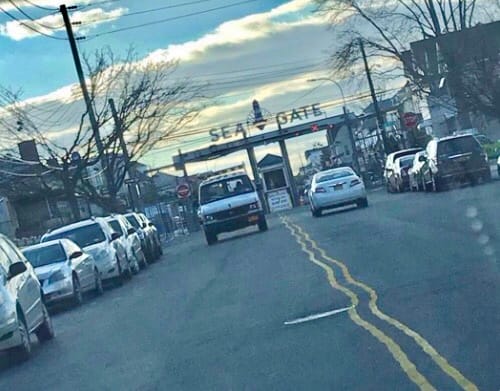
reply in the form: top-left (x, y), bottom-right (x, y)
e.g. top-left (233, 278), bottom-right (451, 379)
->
top-left (281, 217), bottom-right (478, 391)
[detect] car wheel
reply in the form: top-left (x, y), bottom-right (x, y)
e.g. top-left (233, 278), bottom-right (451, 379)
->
top-left (312, 208), bottom-right (322, 218)
top-left (94, 269), bottom-right (104, 295)
top-left (115, 257), bottom-right (125, 286)
top-left (9, 315), bottom-right (31, 362)
top-left (139, 251), bottom-right (148, 269)
top-left (431, 175), bottom-right (442, 192)
top-left (72, 276), bottom-right (83, 306)
top-left (258, 215), bottom-right (268, 232)
top-left (35, 302), bottom-right (55, 342)
top-left (205, 231), bottom-right (217, 246)
top-left (357, 198), bottom-right (369, 208)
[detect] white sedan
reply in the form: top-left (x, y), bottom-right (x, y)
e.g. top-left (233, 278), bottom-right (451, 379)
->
top-left (308, 167), bottom-right (368, 217)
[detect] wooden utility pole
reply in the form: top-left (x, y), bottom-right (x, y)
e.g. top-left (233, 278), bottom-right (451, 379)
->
top-left (60, 4), bottom-right (114, 194)
top-left (359, 38), bottom-right (389, 155)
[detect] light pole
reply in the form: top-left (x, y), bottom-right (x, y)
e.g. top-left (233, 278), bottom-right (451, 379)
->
top-left (307, 78), bottom-right (361, 175)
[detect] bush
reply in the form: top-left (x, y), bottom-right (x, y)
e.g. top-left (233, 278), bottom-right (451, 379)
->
top-left (483, 142), bottom-right (500, 159)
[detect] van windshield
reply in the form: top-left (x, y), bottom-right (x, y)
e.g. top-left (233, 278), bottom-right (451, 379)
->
top-left (200, 175), bottom-right (254, 204)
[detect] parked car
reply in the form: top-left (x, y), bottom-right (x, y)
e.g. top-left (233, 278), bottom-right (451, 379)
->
top-left (137, 213), bottom-right (162, 259)
top-left (22, 239), bottom-right (103, 306)
top-left (104, 215), bottom-right (143, 273)
top-left (125, 212), bottom-right (159, 262)
top-left (0, 234), bottom-right (54, 361)
top-left (308, 167), bottom-right (367, 217)
top-left (384, 148), bottom-right (423, 193)
top-left (388, 155), bottom-right (416, 192)
top-left (41, 218), bottom-right (131, 285)
top-left (198, 172), bottom-right (267, 245)
top-left (409, 151), bottom-right (427, 191)
top-left (421, 134), bottom-right (491, 191)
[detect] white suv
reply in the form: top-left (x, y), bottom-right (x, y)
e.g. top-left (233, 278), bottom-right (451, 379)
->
top-left (41, 218), bottom-right (130, 285)
top-left (0, 234), bottom-right (54, 361)
top-left (198, 172), bottom-right (267, 245)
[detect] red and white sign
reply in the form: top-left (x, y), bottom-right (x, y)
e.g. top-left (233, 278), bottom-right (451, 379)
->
top-left (403, 112), bottom-right (418, 128)
top-left (176, 183), bottom-right (191, 199)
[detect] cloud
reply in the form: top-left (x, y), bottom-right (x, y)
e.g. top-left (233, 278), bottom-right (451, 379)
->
top-left (0, 7), bottom-right (127, 40)
top-left (145, 0), bottom-right (323, 63)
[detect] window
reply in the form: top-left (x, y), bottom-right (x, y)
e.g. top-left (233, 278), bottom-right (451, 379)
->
top-left (0, 237), bottom-right (23, 265)
top-left (23, 244), bottom-right (67, 268)
top-left (200, 175), bottom-right (254, 204)
top-left (108, 220), bottom-right (124, 237)
top-left (43, 223), bottom-right (106, 248)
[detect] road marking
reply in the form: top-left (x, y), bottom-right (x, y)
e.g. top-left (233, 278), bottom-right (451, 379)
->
top-left (282, 218), bottom-right (436, 391)
top-left (285, 218), bottom-right (479, 391)
top-left (284, 306), bottom-right (353, 325)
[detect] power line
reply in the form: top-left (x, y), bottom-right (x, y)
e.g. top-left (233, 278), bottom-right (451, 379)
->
top-left (83, 0), bottom-right (259, 40)
top-left (83, 0), bottom-right (217, 24)
top-left (0, 4), bottom-right (67, 40)
top-left (20, 0), bottom-right (58, 11)
top-left (6, 0), bottom-right (64, 30)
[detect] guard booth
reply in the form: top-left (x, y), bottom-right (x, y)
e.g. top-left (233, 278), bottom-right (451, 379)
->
top-left (257, 154), bottom-right (293, 213)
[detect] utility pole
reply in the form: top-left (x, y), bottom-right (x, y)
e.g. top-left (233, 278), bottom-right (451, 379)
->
top-left (108, 98), bottom-right (138, 211)
top-left (60, 4), bottom-right (114, 194)
top-left (359, 38), bottom-right (389, 155)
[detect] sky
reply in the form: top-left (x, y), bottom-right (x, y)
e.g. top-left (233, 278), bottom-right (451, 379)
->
top-left (0, 0), bottom-right (403, 176)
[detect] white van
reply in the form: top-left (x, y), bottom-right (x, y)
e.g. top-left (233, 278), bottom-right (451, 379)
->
top-left (198, 172), bottom-right (267, 245)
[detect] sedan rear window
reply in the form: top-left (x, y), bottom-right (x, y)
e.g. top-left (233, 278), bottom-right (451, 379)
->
top-left (316, 169), bottom-right (353, 183)
top-left (23, 244), bottom-right (66, 267)
top-left (438, 136), bottom-right (482, 157)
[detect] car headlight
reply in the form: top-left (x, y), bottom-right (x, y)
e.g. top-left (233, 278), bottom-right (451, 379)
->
top-left (204, 215), bottom-right (215, 221)
top-left (249, 202), bottom-right (260, 210)
top-left (48, 270), bottom-right (70, 284)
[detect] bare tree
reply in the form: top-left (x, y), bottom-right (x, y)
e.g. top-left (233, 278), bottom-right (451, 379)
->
top-left (315, 0), bottom-right (487, 78)
top-left (0, 46), bottom-right (204, 220)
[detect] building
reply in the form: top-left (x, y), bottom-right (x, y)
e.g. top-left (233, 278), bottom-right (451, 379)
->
top-left (404, 21), bottom-right (500, 138)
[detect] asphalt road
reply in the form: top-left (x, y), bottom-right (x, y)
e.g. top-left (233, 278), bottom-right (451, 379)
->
top-left (1, 182), bottom-right (499, 391)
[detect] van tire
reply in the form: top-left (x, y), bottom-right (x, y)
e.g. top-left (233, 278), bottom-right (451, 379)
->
top-left (205, 231), bottom-right (217, 246)
top-left (258, 216), bottom-right (268, 232)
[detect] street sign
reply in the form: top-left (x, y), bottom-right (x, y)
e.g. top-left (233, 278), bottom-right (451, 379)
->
top-left (403, 112), bottom-right (418, 128)
top-left (176, 183), bottom-right (191, 199)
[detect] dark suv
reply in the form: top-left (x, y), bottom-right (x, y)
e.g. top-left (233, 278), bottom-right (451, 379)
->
top-left (421, 135), bottom-right (491, 191)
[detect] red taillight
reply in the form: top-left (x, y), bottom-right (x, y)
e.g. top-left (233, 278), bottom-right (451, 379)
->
top-left (314, 187), bottom-right (326, 193)
top-left (350, 179), bottom-right (361, 187)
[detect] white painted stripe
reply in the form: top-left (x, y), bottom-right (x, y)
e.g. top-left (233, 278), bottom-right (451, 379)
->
top-left (284, 305), bottom-right (354, 325)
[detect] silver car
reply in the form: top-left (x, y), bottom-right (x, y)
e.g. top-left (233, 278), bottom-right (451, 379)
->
top-left (41, 218), bottom-right (131, 285)
top-left (22, 239), bottom-right (103, 306)
top-left (309, 167), bottom-right (368, 217)
top-left (0, 234), bottom-right (54, 362)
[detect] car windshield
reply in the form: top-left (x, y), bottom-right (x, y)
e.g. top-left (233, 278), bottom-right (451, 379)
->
top-left (108, 220), bottom-right (123, 236)
top-left (126, 215), bottom-right (141, 229)
top-left (316, 169), bottom-right (353, 183)
top-left (438, 137), bottom-right (482, 157)
top-left (200, 175), bottom-right (254, 204)
top-left (44, 223), bottom-right (106, 248)
top-left (23, 244), bottom-right (66, 267)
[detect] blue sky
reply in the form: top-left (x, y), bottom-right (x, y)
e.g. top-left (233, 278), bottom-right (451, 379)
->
top-left (0, 0), bottom-right (402, 174)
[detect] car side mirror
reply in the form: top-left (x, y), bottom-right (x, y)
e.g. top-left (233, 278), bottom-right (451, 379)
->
top-left (111, 232), bottom-right (121, 241)
top-left (70, 251), bottom-right (83, 259)
top-left (419, 155), bottom-right (427, 162)
top-left (8, 261), bottom-right (27, 279)
top-left (127, 227), bottom-right (136, 235)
